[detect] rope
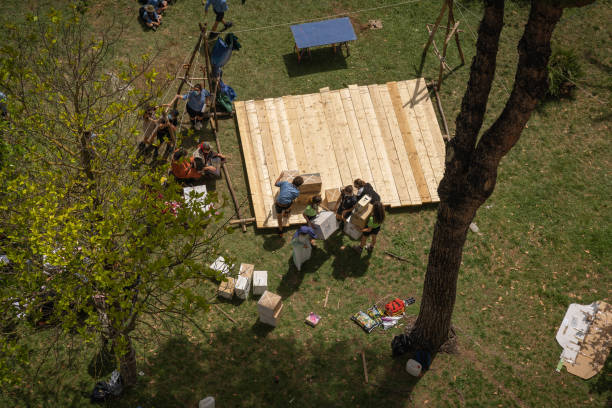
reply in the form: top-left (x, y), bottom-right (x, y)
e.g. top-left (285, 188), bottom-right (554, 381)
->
top-left (454, 0), bottom-right (512, 97)
top-left (555, 72), bottom-right (607, 105)
top-left (230, 0), bottom-right (424, 34)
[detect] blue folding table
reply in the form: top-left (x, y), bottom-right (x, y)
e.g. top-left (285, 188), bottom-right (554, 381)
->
top-left (290, 17), bottom-right (357, 63)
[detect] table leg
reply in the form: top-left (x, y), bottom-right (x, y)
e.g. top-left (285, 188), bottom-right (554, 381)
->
top-left (345, 42), bottom-right (350, 57)
top-left (295, 44), bottom-right (301, 63)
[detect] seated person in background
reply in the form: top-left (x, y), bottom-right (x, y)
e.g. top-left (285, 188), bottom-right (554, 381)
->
top-left (148, 0), bottom-right (168, 14)
top-left (334, 185), bottom-right (357, 222)
top-left (141, 5), bottom-right (162, 30)
top-left (194, 141), bottom-right (225, 177)
top-left (302, 195), bottom-right (322, 227)
top-left (353, 178), bottom-right (381, 204)
top-left (170, 149), bottom-right (204, 181)
top-left (170, 84), bottom-right (210, 130)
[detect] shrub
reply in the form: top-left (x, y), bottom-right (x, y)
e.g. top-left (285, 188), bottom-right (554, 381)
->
top-left (548, 47), bottom-right (584, 98)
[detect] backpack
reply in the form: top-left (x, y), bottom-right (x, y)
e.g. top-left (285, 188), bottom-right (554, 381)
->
top-left (385, 298), bottom-right (405, 316)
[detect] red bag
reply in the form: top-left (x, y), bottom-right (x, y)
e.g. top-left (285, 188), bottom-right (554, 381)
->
top-left (385, 298), bottom-right (405, 316)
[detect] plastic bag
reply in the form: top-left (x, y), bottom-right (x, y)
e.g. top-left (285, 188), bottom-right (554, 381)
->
top-left (351, 311), bottom-right (378, 333)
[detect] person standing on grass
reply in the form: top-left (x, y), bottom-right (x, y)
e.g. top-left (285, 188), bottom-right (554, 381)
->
top-left (274, 174), bottom-right (304, 236)
top-left (171, 84), bottom-right (210, 130)
top-left (354, 201), bottom-right (385, 254)
top-left (203, 0), bottom-right (233, 37)
top-left (292, 225), bottom-right (317, 271)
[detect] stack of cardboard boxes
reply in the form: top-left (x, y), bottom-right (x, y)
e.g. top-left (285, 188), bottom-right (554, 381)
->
top-left (257, 290), bottom-right (283, 327)
top-left (235, 263), bottom-right (254, 300)
top-left (344, 195), bottom-right (373, 240)
top-left (277, 170), bottom-right (322, 208)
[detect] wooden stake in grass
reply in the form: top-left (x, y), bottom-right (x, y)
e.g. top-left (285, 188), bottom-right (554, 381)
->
top-left (323, 287), bottom-right (330, 308)
top-left (213, 304), bottom-right (237, 324)
top-left (361, 350), bottom-right (369, 384)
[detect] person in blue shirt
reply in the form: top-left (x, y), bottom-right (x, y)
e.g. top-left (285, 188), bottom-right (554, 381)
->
top-left (274, 173), bottom-right (303, 236)
top-left (148, 0), bottom-right (168, 14)
top-left (203, 0), bottom-right (233, 37)
top-left (141, 5), bottom-right (162, 30)
top-left (171, 83), bottom-right (211, 130)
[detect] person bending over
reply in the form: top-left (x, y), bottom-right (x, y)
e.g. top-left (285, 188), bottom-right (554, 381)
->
top-left (274, 174), bottom-right (304, 236)
top-left (170, 149), bottom-right (204, 182)
top-left (302, 195), bottom-right (321, 228)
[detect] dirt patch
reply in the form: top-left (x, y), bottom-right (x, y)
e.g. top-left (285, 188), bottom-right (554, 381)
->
top-left (331, 3), bottom-right (366, 35)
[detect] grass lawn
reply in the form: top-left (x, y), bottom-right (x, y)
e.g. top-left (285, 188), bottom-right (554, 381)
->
top-left (2, 0), bottom-right (611, 407)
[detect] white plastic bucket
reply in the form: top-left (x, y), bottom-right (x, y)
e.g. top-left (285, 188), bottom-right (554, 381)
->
top-left (406, 359), bottom-right (422, 376)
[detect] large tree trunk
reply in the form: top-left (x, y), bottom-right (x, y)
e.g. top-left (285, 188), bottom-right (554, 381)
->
top-left (409, 0), bottom-right (565, 351)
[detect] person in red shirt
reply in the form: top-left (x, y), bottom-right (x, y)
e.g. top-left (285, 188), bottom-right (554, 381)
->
top-left (170, 149), bottom-right (204, 181)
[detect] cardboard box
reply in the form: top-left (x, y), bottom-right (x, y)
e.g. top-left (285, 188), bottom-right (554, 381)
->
top-left (298, 173), bottom-right (322, 194)
top-left (324, 188), bottom-right (341, 210)
top-left (210, 256), bottom-right (233, 276)
top-left (278, 170), bottom-right (299, 183)
top-left (312, 211), bottom-right (339, 240)
top-left (253, 270), bottom-right (268, 295)
top-left (354, 195), bottom-right (372, 213)
top-left (239, 263), bottom-right (254, 280)
top-left (258, 291), bottom-right (282, 317)
top-left (260, 303), bottom-right (284, 327)
top-left (351, 203), bottom-right (373, 229)
top-left (295, 192), bottom-right (319, 206)
top-left (235, 275), bottom-right (250, 300)
top-left (344, 216), bottom-right (363, 240)
top-left (218, 277), bottom-right (235, 300)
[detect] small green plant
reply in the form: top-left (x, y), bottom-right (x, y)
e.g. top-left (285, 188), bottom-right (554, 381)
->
top-left (548, 47), bottom-right (584, 98)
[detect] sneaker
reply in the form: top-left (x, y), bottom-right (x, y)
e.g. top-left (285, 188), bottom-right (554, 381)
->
top-left (223, 21), bottom-right (233, 29)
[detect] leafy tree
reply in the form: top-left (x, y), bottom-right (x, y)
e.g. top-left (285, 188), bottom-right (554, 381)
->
top-left (0, 6), bottom-right (228, 395)
top-left (409, 0), bottom-right (595, 352)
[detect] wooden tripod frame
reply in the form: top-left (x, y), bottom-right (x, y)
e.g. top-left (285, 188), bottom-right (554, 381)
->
top-left (422, 0), bottom-right (465, 91)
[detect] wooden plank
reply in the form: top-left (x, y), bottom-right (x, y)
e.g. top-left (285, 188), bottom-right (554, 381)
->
top-left (387, 83), bottom-right (431, 203)
top-left (362, 85), bottom-right (400, 206)
top-left (282, 95), bottom-right (308, 173)
top-left (320, 88), bottom-right (352, 187)
top-left (416, 82), bottom-right (447, 171)
top-left (330, 90), bottom-right (360, 184)
top-left (347, 85), bottom-right (386, 200)
top-left (264, 98), bottom-right (288, 174)
top-left (254, 100), bottom-right (280, 197)
top-left (405, 79), bottom-right (444, 186)
top-left (234, 101), bottom-right (266, 221)
top-left (340, 88), bottom-right (374, 185)
top-left (274, 98), bottom-right (298, 171)
top-left (368, 84), bottom-right (409, 206)
top-left (382, 83), bottom-right (422, 206)
top-left (397, 81), bottom-right (439, 202)
top-left (245, 100), bottom-right (275, 226)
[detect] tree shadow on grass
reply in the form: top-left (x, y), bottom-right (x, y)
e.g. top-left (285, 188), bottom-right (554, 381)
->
top-left (113, 331), bottom-right (421, 408)
top-left (277, 246), bottom-right (331, 299)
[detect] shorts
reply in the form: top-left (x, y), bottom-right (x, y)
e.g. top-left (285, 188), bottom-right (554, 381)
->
top-left (363, 226), bottom-right (381, 236)
top-left (186, 104), bottom-right (204, 119)
top-left (305, 214), bottom-right (316, 221)
top-left (275, 202), bottom-right (292, 214)
top-left (215, 11), bottom-right (225, 22)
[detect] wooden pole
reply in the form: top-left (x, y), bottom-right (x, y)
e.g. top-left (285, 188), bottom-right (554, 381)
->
top-left (437, 0), bottom-right (453, 91)
top-left (449, 5), bottom-right (465, 64)
top-left (213, 304), bottom-right (237, 324)
top-left (422, 0), bottom-right (448, 57)
top-left (229, 217), bottom-right (256, 225)
top-left (174, 25), bottom-right (207, 109)
top-left (323, 287), bottom-right (330, 308)
top-left (201, 27), bottom-right (247, 232)
top-left (432, 86), bottom-right (450, 141)
top-left (361, 351), bottom-right (369, 384)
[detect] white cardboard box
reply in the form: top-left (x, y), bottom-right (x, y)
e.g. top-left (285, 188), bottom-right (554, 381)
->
top-left (253, 270), bottom-right (268, 295)
top-left (210, 256), bottom-right (234, 275)
top-left (312, 211), bottom-right (339, 240)
top-left (344, 216), bottom-right (363, 240)
top-left (234, 275), bottom-right (249, 300)
top-left (354, 194), bottom-right (372, 213)
top-left (259, 303), bottom-right (283, 327)
top-left (183, 185), bottom-right (212, 212)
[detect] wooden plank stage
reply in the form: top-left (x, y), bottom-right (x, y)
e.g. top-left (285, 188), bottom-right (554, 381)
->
top-left (235, 79), bottom-right (446, 228)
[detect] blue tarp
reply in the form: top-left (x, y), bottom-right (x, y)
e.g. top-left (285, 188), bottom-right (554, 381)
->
top-left (211, 33), bottom-right (241, 69)
top-left (290, 17), bottom-right (356, 49)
